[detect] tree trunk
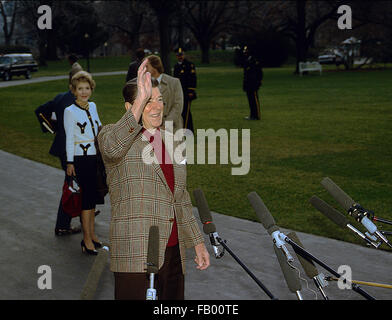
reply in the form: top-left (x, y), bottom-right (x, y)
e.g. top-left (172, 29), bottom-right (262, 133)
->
top-left (295, 0), bottom-right (307, 74)
top-left (200, 40), bottom-right (210, 64)
top-left (157, 12), bottom-right (171, 74)
top-left (46, 30), bottom-right (58, 60)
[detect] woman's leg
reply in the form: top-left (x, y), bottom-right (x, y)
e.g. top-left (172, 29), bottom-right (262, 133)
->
top-left (90, 209), bottom-right (100, 243)
top-left (81, 209), bottom-right (95, 250)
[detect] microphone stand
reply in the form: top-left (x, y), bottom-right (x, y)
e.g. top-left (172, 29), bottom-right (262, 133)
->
top-left (372, 216), bottom-right (392, 237)
top-left (146, 270), bottom-right (157, 300)
top-left (373, 216), bottom-right (392, 226)
top-left (213, 234), bottom-right (278, 300)
top-left (313, 276), bottom-right (329, 300)
top-left (284, 237), bottom-right (376, 300)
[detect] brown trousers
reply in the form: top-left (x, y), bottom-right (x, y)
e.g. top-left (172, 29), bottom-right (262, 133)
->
top-left (114, 244), bottom-right (184, 300)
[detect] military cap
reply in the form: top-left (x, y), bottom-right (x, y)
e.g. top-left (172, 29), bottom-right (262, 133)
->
top-left (175, 47), bottom-right (185, 56)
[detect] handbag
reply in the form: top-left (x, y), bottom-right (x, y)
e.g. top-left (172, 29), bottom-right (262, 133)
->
top-left (62, 176), bottom-right (82, 218)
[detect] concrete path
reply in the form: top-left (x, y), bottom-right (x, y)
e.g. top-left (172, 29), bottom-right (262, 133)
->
top-left (0, 71), bottom-right (127, 88)
top-left (0, 149), bottom-right (391, 300)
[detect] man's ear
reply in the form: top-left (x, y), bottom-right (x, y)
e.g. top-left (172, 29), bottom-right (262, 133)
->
top-left (125, 102), bottom-right (132, 111)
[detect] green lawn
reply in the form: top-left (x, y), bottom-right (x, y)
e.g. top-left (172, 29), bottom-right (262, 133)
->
top-left (1, 63), bottom-right (391, 250)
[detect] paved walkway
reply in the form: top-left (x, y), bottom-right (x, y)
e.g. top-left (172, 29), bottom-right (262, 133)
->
top-left (0, 71), bottom-right (127, 88)
top-left (0, 149), bottom-right (391, 300)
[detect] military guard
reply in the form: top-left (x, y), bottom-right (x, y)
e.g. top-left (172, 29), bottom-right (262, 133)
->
top-left (242, 46), bottom-right (263, 120)
top-left (173, 48), bottom-right (197, 133)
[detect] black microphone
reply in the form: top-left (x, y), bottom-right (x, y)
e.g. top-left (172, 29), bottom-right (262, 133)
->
top-left (287, 231), bottom-right (329, 300)
top-left (146, 225), bottom-right (159, 300)
top-left (193, 189), bottom-right (224, 258)
top-left (273, 242), bottom-right (303, 300)
top-left (320, 178), bottom-right (391, 248)
top-left (193, 189), bottom-right (278, 300)
top-left (309, 195), bottom-right (380, 248)
top-left (247, 191), bottom-right (293, 263)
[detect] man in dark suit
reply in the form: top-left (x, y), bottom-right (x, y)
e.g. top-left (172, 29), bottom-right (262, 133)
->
top-left (125, 48), bottom-right (145, 82)
top-left (35, 86), bottom-right (80, 236)
top-left (173, 48), bottom-right (197, 133)
top-left (242, 45), bottom-right (263, 120)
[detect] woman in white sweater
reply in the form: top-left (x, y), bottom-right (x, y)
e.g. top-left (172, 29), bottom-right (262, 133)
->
top-left (64, 71), bottom-right (102, 255)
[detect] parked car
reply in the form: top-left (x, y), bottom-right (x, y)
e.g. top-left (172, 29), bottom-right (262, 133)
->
top-left (318, 49), bottom-right (344, 66)
top-left (0, 53), bottom-right (38, 81)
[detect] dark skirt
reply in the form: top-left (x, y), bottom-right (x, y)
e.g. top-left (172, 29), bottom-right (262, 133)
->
top-left (74, 155), bottom-right (97, 211)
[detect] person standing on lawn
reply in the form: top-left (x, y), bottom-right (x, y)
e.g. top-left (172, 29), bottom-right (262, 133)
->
top-left (242, 45), bottom-right (263, 120)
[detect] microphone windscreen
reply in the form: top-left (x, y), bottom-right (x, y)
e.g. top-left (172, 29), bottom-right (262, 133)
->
top-left (321, 177), bottom-right (355, 212)
top-left (273, 245), bottom-right (301, 294)
top-left (147, 226), bottom-right (159, 274)
top-left (247, 191), bottom-right (277, 235)
top-left (287, 232), bottom-right (318, 279)
top-left (193, 189), bottom-right (217, 234)
top-left (203, 222), bottom-right (216, 235)
top-left (80, 247), bottom-right (109, 300)
top-left (310, 195), bottom-right (348, 229)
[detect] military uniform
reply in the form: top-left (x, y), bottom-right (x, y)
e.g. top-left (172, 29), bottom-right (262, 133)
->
top-left (173, 49), bottom-right (197, 133)
top-left (242, 49), bottom-right (263, 120)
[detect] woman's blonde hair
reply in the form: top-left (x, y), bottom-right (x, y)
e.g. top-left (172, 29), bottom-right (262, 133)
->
top-left (70, 70), bottom-right (96, 92)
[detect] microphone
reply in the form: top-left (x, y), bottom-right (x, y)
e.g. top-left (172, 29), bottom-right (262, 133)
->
top-left (320, 177), bottom-right (354, 211)
top-left (247, 191), bottom-right (293, 263)
top-left (320, 177), bottom-right (391, 248)
top-left (273, 242), bottom-right (303, 300)
top-left (146, 225), bottom-right (159, 300)
top-left (287, 232), bottom-right (329, 300)
top-left (193, 189), bottom-right (224, 258)
top-left (193, 189), bottom-right (278, 300)
top-left (309, 195), bottom-right (381, 248)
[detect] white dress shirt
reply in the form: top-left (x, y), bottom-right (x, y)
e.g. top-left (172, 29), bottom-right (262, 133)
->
top-left (64, 102), bottom-right (102, 162)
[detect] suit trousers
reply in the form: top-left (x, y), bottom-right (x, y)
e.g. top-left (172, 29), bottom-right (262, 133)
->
top-left (114, 244), bottom-right (184, 300)
top-left (181, 97), bottom-right (194, 133)
top-left (246, 90), bottom-right (261, 120)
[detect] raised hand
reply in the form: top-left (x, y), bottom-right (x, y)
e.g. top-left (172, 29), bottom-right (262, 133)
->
top-left (135, 59), bottom-right (152, 107)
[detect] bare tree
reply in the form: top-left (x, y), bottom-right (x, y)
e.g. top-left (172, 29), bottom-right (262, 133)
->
top-left (148, 0), bottom-right (179, 73)
top-left (274, 0), bottom-right (346, 73)
top-left (0, 0), bottom-right (18, 46)
top-left (183, 1), bottom-right (238, 64)
top-left (18, 0), bottom-right (58, 65)
top-left (96, 1), bottom-right (153, 56)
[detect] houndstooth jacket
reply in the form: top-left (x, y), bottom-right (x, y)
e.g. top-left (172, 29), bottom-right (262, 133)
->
top-left (97, 108), bottom-right (204, 274)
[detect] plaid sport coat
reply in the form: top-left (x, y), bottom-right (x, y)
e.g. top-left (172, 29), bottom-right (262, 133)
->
top-left (97, 109), bottom-right (204, 273)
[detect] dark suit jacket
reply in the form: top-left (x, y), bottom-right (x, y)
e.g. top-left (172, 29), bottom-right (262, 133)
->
top-left (126, 59), bottom-right (142, 82)
top-left (242, 55), bottom-right (263, 92)
top-left (35, 91), bottom-right (75, 159)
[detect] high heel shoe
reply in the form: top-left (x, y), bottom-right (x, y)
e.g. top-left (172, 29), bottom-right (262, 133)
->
top-left (92, 240), bottom-right (102, 249)
top-left (81, 240), bottom-right (98, 255)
